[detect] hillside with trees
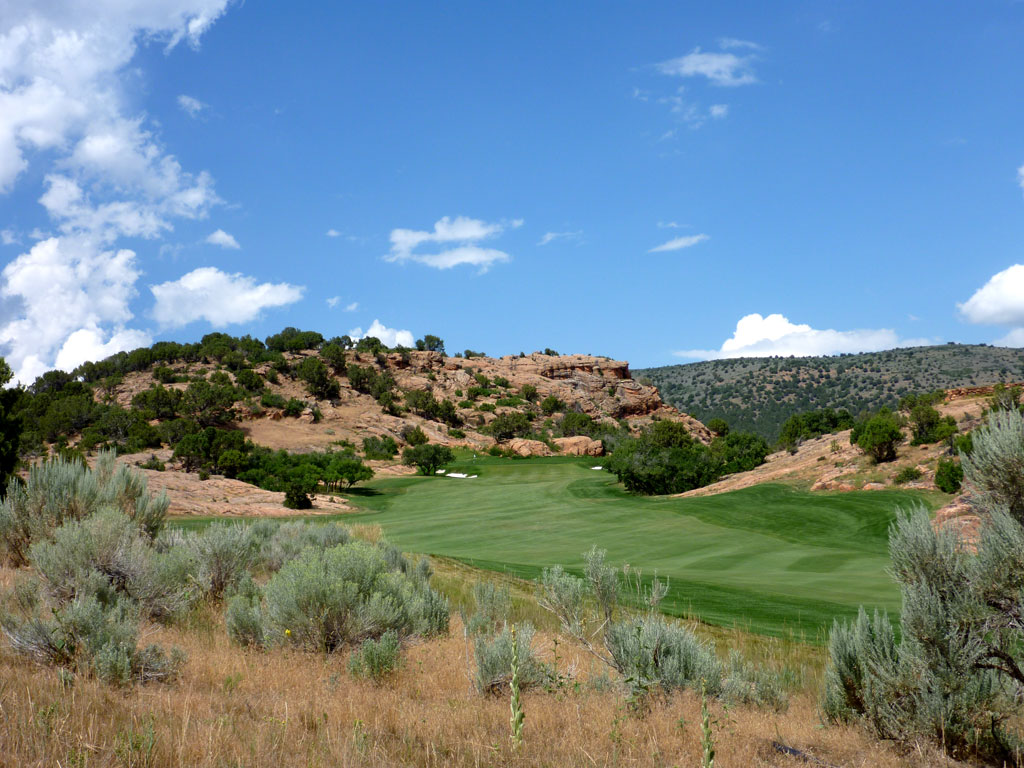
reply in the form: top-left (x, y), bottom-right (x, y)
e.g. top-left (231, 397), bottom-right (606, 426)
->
top-left (636, 344), bottom-right (1024, 441)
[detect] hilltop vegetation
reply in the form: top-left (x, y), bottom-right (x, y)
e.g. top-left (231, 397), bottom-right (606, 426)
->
top-left (637, 343), bottom-right (1024, 440)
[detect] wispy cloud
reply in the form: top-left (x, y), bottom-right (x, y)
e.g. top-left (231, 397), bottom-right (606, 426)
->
top-left (649, 233), bottom-right (709, 252)
top-left (658, 45), bottom-right (759, 87)
top-left (718, 37), bottom-right (762, 51)
top-left (538, 230), bottom-right (582, 246)
top-left (387, 215), bottom-right (521, 272)
top-left (0, 229), bottom-right (18, 245)
top-left (177, 94), bottom-right (206, 118)
top-left (345, 301), bottom-right (359, 312)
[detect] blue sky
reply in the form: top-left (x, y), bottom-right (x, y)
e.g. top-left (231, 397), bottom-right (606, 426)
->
top-left (2, 1), bottom-right (1024, 383)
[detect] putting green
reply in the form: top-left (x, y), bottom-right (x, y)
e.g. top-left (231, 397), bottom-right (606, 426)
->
top-left (338, 456), bottom-right (932, 639)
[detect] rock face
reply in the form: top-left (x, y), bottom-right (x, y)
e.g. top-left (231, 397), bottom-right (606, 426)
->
top-left (552, 436), bottom-right (604, 456)
top-left (932, 495), bottom-right (982, 548)
top-left (506, 439), bottom-right (553, 457)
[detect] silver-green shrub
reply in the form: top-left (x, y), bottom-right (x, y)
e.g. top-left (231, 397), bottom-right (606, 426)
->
top-left (823, 506), bottom-right (1014, 758)
top-left (0, 452), bottom-right (169, 566)
top-left (29, 508), bottom-right (195, 622)
top-left (347, 629), bottom-right (401, 682)
top-left (462, 580), bottom-right (512, 636)
top-left (962, 409), bottom-right (1024, 522)
top-left (605, 614), bottom-right (722, 695)
top-left (188, 523), bottom-right (257, 599)
top-left (1, 593), bottom-right (183, 685)
top-left (258, 520), bottom-right (350, 572)
top-left (256, 540), bottom-right (448, 652)
top-left (474, 622), bottom-right (547, 694)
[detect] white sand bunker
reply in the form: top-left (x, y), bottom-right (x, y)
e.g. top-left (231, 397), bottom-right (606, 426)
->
top-left (591, 466), bottom-right (603, 470)
top-left (444, 472), bottom-right (478, 479)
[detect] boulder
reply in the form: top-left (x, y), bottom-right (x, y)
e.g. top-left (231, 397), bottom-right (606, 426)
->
top-left (506, 439), bottom-right (553, 457)
top-left (552, 436), bottom-right (603, 456)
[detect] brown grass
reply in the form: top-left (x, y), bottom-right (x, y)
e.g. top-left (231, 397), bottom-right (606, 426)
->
top-left (0, 568), bottom-right (966, 768)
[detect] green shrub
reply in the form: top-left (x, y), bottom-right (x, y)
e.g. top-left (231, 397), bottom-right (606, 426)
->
top-left (283, 398), bottom-right (304, 417)
top-left (363, 435), bottom-right (398, 460)
top-left (852, 408), bottom-right (904, 463)
top-left (520, 385), bottom-right (538, 402)
top-left (402, 444), bottom-right (454, 475)
top-left (892, 466), bottom-right (922, 485)
top-left (225, 592), bottom-right (265, 648)
top-left (401, 425), bottom-right (428, 446)
top-left (488, 411), bottom-right (531, 441)
top-left (347, 629), bottom-right (401, 682)
top-left (935, 458), bottom-right (963, 494)
top-left (540, 395), bottom-right (565, 416)
top-left (448, 428), bottom-right (466, 439)
top-left (260, 391), bottom-right (286, 409)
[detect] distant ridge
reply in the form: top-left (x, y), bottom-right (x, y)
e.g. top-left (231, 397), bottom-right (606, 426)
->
top-left (636, 343), bottom-right (1024, 441)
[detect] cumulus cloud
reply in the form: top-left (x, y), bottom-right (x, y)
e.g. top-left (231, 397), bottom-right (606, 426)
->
top-left (676, 313), bottom-right (913, 360)
top-left (0, 236), bottom-right (151, 383)
top-left (959, 265), bottom-right (1024, 340)
top-left (658, 47), bottom-right (758, 87)
top-left (387, 215), bottom-right (520, 272)
top-left (649, 233), bottom-right (709, 252)
top-left (177, 94), bottom-right (205, 117)
top-left (538, 230), bottom-right (582, 246)
top-left (349, 319), bottom-right (414, 348)
top-left (205, 228), bottom-right (239, 249)
top-left (151, 267), bottom-right (303, 328)
top-left (0, 0), bottom-right (235, 381)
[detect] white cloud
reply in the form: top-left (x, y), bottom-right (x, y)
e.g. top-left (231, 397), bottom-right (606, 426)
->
top-left (349, 319), bottom-right (414, 348)
top-left (718, 37), bottom-right (762, 51)
top-left (649, 233), bottom-right (709, 252)
top-left (1018, 164), bottom-right (1024, 193)
top-left (0, 235), bottom-right (150, 383)
top-left (55, 326), bottom-right (152, 373)
top-left (537, 230), bottom-right (582, 246)
top-left (150, 267), bottom-right (304, 328)
top-left (326, 296), bottom-right (340, 308)
top-left (177, 94), bottom-right (205, 117)
top-left (676, 313), bottom-right (910, 360)
top-left (344, 301), bottom-right (358, 312)
top-left (326, 228), bottom-right (341, 237)
top-left (658, 47), bottom-right (757, 87)
top-left (657, 221), bottom-right (681, 229)
top-left (0, 0), bottom-right (233, 381)
top-left (1, 229), bottom-right (17, 245)
top-left (959, 264), bottom-right (1024, 328)
top-left (205, 228), bottom-right (239, 249)
top-left (709, 104), bottom-right (729, 119)
top-left (387, 215), bottom-right (519, 272)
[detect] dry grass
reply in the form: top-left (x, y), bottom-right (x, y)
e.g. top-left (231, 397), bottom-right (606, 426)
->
top-left (0, 576), bottom-right (967, 768)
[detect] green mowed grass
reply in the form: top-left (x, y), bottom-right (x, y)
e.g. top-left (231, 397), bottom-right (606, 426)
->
top-left (338, 456), bottom-right (933, 639)
top-left (175, 456), bottom-right (935, 639)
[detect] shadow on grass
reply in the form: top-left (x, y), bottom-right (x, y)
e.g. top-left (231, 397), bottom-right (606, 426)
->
top-left (342, 487), bottom-right (384, 498)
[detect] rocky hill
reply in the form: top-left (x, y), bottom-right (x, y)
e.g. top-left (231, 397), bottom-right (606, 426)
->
top-left (103, 349), bottom-right (711, 458)
top-left (636, 343), bottom-right (1024, 441)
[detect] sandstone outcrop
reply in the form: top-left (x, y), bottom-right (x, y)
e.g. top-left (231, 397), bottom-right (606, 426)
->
top-left (552, 436), bottom-right (604, 456)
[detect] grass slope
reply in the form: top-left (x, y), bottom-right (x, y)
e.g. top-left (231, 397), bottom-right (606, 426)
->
top-left (636, 343), bottom-right (1024, 440)
top-left (334, 456), bottom-right (932, 639)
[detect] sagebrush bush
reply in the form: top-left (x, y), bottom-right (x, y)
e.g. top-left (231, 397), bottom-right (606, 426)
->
top-left (29, 508), bottom-right (195, 622)
top-left (189, 523), bottom-right (257, 599)
top-left (462, 580), bottom-right (512, 636)
top-left (1, 593), bottom-right (184, 685)
top-left (0, 452), bottom-right (169, 566)
top-left (347, 629), bottom-right (402, 682)
top-left (258, 521), bottom-right (350, 572)
top-left (225, 592), bottom-right (265, 648)
top-left (257, 540), bottom-right (448, 652)
top-left (605, 615), bottom-right (723, 696)
top-left (962, 409), bottom-right (1024, 521)
top-left (474, 622), bottom-right (547, 694)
